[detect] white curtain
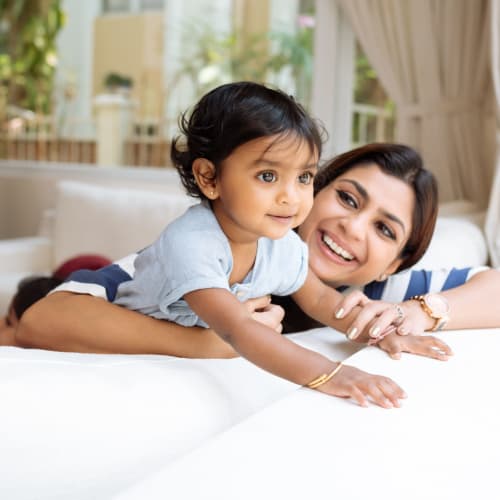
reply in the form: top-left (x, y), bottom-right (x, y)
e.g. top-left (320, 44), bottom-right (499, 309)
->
top-left (486, 0), bottom-right (500, 266)
top-left (337, 0), bottom-right (496, 208)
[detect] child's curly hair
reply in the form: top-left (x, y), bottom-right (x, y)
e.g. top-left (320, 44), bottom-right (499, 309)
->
top-left (170, 81), bottom-right (324, 199)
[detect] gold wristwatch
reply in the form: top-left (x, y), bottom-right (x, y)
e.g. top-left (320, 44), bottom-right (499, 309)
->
top-left (410, 294), bottom-right (450, 332)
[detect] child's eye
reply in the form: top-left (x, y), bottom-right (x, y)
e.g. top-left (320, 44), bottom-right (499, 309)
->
top-left (337, 189), bottom-right (357, 208)
top-left (298, 172), bottom-right (314, 185)
top-left (257, 171), bottom-right (277, 183)
top-left (376, 221), bottom-right (396, 240)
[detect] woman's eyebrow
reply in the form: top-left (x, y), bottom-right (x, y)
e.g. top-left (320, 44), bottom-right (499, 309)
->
top-left (343, 179), bottom-right (406, 233)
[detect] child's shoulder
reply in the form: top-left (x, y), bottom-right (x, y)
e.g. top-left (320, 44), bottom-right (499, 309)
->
top-left (165, 202), bottom-right (217, 233)
top-left (153, 202), bottom-right (228, 254)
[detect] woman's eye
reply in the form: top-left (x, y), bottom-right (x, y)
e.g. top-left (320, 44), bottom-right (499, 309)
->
top-left (257, 171), bottom-right (277, 183)
top-left (377, 222), bottom-right (396, 240)
top-left (298, 172), bottom-right (314, 185)
top-left (337, 190), bottom-right (357, 208)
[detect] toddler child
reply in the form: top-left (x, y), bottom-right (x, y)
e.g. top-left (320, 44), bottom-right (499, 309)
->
top-left (63, 82), bottom-right (405, 405)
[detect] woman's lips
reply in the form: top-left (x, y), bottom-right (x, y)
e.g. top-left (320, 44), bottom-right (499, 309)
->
top-left (317, 230), bottom-right (356, 263)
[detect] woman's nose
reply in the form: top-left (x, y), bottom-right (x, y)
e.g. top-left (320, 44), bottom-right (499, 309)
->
top-left (340, 213), bottom-right (369, 240)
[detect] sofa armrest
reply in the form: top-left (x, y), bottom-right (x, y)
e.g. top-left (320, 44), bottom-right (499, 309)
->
top-left (0, 236), bottom-right (53, 273)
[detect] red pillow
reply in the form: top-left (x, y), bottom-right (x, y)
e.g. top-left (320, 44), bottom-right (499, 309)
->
top-left (53, 254), bottom-right (112, 280)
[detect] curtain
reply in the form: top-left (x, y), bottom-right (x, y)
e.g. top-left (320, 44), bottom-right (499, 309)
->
top-left (337, 0), bottom-right (496, 208)
top-left (486, 0), bottom-right (500, 266)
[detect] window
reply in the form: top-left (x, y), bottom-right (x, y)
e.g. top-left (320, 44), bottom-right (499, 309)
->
top-left (102, 0), bottom-right (131, 14)
top-left (140, 0), bottom-right (164, 10)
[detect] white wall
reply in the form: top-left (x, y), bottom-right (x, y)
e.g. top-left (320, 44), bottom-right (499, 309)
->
top-left (311, 0), bottom-right (355, 158)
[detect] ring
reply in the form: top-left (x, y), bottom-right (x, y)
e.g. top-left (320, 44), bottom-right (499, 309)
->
top-left (393, 304), bottom-right (405, 325)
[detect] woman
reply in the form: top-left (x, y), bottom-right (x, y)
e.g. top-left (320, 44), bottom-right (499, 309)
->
top-left (0, 254), bottom-right (112, 346)
top-left (14, 144), bottom-right (500, 402)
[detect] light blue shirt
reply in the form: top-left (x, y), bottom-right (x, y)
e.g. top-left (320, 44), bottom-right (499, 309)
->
top-left (114, 203), bottom-right (309, 327)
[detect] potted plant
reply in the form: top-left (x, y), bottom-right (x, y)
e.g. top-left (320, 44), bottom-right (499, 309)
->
top-left (104, 72), bottom-right (133, 96)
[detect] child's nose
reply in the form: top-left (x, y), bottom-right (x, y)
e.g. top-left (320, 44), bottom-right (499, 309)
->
top-left (277, 183), bottom-right (300, 205)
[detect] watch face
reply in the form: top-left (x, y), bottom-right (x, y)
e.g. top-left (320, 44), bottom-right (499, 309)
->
top-left (424, 294), bottom-right (450, 316)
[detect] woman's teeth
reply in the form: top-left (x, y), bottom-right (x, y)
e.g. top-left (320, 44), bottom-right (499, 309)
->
top-left (322, 233), bottom-right (354, 261)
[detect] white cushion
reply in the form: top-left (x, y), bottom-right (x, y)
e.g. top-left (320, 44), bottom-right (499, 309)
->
top-left (0, 237), bottom-right (52, 273)
top-left (52, 181), bottom-right (193, 264)
top-left (413, 216), bottom-right (488, 269)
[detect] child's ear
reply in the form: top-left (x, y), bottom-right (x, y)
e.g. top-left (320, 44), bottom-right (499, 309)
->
top-left (192, 158), bottom-right (219, 200)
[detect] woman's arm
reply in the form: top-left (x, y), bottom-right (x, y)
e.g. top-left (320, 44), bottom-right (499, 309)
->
top-left (438, 268), bottom-right (500, 330)
top-left (15, 292), bottom-right (282, 358)
top-left (359, 269), bottom-right (500, 361)
top-left (387, 268), bottom-right (500, 337)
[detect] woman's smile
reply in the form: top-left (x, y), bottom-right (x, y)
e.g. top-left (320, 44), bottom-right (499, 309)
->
top-left (320, 231), bottom-right (355, 262)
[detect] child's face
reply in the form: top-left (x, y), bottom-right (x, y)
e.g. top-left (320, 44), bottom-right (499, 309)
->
top-left (298, 163), bottom-right (415, 287)
top-left (211, 135), bottom-right (318, 242)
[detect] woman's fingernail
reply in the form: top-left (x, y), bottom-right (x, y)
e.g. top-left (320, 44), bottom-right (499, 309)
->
top-left (335, 307), bottom-right (344, 319)
top-left (369, 326), bottom-right (381, 338)
top-left (347, 327), bottom-right (358, 339)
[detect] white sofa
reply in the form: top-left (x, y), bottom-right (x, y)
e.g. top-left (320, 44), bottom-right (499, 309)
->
top-left (0, 180), bottom-right (493, 500)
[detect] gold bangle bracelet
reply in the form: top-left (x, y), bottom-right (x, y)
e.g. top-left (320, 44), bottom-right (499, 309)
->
top-left (306, 362), bottom-right (343, 390)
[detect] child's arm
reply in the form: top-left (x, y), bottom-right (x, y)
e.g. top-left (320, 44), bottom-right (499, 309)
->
top-left (184, 288), bottom-right (406, 408)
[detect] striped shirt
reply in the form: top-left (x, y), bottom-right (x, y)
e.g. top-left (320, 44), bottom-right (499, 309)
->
top-left (54, 254), bottom-right (488, 332)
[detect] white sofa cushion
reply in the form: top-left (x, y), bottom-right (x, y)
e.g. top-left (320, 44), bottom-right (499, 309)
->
top-left (413, 216), bottom-right (489, 270)
top-left (52, 181), bottom-right (193, 265)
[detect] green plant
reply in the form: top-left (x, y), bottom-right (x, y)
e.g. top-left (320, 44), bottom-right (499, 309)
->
top-left (104, 72), bottom-right (133, 90)
top-left (170, 18), bottom-right (314, 109)
top-left (0, 0), bottom-right (65, 115)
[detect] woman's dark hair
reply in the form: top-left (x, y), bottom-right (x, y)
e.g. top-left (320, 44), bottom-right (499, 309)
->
top-left (11, 276), bottom-right (63, 321)
top-left (314, 143), bottom-right (438, 272)
top-left (171, 81), bottom-right (324, 199)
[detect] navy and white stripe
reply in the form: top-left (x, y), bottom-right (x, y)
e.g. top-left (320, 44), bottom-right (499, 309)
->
top-left (53, 253), bottom-right (138, 301)
top-left (340, 267), bottom-right (488, 302)
top-left (53, 253), bottom-right (488, 306)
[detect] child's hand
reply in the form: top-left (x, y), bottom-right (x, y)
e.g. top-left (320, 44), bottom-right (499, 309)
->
top-left (376, 332), bottom-right (453, 361)
top-left (244, 296), bottom-right (284, 333)
top-left (316, 364), bottom-right (407, 408)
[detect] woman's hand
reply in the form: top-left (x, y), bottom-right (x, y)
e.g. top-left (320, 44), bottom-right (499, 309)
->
top-left (337, 292), bottom-right (442, 342)
top-left (376, 332), bottom-right (453, 361)
top-left (316, 363), bottom-right (407, 408)
top-left (336, 291), bottom-right (409, 341)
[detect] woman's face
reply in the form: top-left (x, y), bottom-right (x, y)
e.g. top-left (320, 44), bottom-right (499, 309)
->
top-left (0, 305), bottom-right (17, 346)
top-left (298, 163), bottom-right (415, 287)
